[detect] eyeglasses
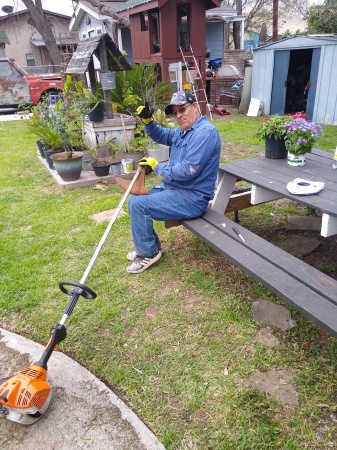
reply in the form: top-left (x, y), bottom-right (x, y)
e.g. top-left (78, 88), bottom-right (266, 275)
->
top-left (171, 103), bottom-right (193, 117)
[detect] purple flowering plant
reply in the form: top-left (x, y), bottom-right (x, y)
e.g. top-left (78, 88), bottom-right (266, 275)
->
top-left (281, 118), bottom-right (323, 156)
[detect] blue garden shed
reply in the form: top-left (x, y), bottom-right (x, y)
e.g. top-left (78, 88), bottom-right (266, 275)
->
top-left (251, 35), bottom-right (337, 125)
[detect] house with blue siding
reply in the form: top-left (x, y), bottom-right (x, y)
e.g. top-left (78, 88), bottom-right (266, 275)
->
top-left (206, 4), bottom-right (245, 61)
top-left (251, 35), bottom-right (337, 125)
top-left (69, 0), bottom-right (133, 63)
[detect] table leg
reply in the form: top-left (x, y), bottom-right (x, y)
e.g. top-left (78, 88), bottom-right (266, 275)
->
top-left (251, 186), bottom-right (283, 205)
top-left (211, 173), bottom-right (237, 214)
top-left (321, 214), bottom-right (337, 237)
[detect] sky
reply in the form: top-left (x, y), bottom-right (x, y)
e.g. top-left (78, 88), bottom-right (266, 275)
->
top-left (0, 0), bottom-right (75, 16)
top-left (0, 0), bottom-right (325, 17)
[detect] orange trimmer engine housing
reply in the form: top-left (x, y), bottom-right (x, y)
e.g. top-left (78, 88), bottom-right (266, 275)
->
top-left (0, 364), bottom-right (52, 425)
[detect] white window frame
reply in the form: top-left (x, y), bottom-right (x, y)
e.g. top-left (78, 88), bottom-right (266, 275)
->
top-left (87, 28), bottom-right (95, 37)
top-left (25, 53), bottom-right (36, 66)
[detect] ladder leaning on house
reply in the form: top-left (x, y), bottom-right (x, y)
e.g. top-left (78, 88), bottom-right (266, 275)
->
top-left (179, 46), bottom-right (213, 121)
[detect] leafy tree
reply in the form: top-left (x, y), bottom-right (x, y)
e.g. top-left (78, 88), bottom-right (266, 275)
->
top-left (306, 0), bottom-right (337, 33)
top-left (224, 0), bottom-right (310, 35)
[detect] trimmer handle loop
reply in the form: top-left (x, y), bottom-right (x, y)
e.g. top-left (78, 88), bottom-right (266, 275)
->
top-left (59, 280), bottom-right (97, 300)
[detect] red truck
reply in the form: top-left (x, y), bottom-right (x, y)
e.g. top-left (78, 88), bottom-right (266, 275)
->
top-left (0, 58), bottom-right (63, 111)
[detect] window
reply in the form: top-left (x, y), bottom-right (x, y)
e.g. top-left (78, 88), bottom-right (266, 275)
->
top-left (96, 27), bottom-right (102, 35)
top-left (140, 12), bottom-right (148, 31)
top-left (26, 53), bottom-right (35, 66)
top-left (0, 61), bottom-right (23, 77)
top-left (177, 4), bottom-right (190, 52)
top-left (82, 32), bottom-right (87, 39)
top-left (151, 12), bottom-right (160, 53)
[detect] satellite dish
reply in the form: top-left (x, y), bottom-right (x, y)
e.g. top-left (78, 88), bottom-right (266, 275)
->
top-left (2, 5), bottom-right (14, 14)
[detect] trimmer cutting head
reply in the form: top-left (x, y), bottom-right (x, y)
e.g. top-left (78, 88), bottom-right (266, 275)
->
top-left (0, 364), bottom-right (51, 425)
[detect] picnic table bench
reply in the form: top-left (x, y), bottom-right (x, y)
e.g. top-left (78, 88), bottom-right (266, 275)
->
top-left (181, 209), bottom-right (337, 338)
top-left (170, 150), bottom-right (337, 338)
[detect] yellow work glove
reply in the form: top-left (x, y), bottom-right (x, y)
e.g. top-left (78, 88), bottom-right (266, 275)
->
top-left (136, 101), bottom-right (154, 124)
top-left (138, 157), bottom-right (158, 175)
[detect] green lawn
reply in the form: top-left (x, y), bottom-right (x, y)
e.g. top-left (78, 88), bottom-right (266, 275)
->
top-left (1, 117), bottom-right (337, 449)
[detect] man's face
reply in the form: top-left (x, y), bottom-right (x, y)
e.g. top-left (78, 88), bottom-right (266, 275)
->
top-left (171, 102), bottom-right (199, 131)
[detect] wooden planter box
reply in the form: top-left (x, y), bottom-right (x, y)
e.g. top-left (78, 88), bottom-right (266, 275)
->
top-left (83, 114), bottom-right (136, 151)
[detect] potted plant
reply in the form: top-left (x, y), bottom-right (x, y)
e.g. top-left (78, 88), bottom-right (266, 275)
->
top-left (28, 99), bottom-right (65, 169)
top-left (84, 82), bottom-right (105, 122)
top-left (28, 86), bottom-right (87, 180)
top-left (256, 115), bottom-right (292, 159)
top-left (90, 141), bottom-right (123, 177)
top-left (281, 118), bottom-right (323, 166)
top-left (64, 75), bottom-right (106, 122)
top-left (48, 97), bottom-right (87, 181)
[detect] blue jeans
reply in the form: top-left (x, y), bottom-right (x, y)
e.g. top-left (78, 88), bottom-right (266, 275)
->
top-left (127, 187), bottom-right (204, 257)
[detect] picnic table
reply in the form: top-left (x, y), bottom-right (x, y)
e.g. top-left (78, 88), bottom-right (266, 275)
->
top-left (180, 149), bottom-right (337, 337)
top-left (212, 149), bottom-right (337, 237)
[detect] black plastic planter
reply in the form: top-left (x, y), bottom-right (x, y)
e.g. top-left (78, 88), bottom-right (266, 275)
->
top-left (265, 137), bottom-right (287, 159)
top-left (92, 162), bottom-right (111, 177)
top-left (88, 102), bottom-right (104, 122)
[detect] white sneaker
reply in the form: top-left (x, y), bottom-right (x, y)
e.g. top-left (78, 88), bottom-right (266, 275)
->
top-left (126, 250), bottom-right (162, 274)
top-left (127, 251), bottom-right (137, 261)
top-left (127, 247), bottom-right (161, 261)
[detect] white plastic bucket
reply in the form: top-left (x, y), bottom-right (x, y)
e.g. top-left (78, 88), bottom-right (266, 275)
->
top-left (121, 158), bottom-right (133, 173)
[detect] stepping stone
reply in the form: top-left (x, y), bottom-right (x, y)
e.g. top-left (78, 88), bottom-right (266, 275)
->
top-left (89, 208), bottom-right (126, 223)
top-left (254, 327), bottom-right (280, 347)
top-left (286, 215), bottom-right (321, 231)
top-left (253, 299), bottom-right (297, 331)
top-left (281, 235), bottom-right (320, 257)
top-left (243, 369), bottom-right (299, 406)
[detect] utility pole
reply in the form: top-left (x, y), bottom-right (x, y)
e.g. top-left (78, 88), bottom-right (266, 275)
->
top-left (272, 0), bottom-right (279, 42)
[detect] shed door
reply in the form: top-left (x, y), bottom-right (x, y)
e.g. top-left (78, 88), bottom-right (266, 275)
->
top-left (270, 50), bottom-right (290, 115)
top-left (305, 48), bottom-right (320, 121)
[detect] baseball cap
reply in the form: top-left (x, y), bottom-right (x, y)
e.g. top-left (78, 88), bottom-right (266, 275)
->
top-left (165, 91), bottom-right (197, 116)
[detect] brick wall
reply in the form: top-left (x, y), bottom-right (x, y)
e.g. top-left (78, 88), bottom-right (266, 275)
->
top-left (208, 77), bottom-right (242, 105)
top-left (223, 50), bottom-right (245, 75)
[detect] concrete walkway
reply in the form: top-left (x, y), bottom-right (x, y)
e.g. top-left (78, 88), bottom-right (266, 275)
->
top-left (0, 328), bottom-right (166, 450)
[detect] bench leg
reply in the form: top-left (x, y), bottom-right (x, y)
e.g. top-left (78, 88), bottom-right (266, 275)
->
top-left (165, 220), bottom-right (182, 228)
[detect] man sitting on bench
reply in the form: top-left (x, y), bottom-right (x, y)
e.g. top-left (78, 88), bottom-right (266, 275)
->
top-left (125, 91), bottom-right (221, 274)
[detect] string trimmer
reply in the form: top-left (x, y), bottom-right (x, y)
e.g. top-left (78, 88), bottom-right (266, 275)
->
top-left (0, 167), bottom-right (143, 425)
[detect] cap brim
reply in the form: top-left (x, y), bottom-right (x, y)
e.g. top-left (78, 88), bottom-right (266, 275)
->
top-left (165, 104), bottom-right (173, 116)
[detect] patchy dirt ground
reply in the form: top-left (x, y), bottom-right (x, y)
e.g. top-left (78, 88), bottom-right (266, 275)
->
top-left (235, 200), bottom-right (337, 281)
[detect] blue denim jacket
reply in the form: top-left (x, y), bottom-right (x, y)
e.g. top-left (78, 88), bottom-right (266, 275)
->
top-left (144, 116), bottom-right (221, 210)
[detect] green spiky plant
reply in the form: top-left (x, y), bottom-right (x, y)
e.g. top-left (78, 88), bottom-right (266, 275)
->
top-left (111, 62), bottom-right (172, 113)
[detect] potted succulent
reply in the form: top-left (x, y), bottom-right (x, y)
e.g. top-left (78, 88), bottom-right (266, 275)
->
top-left (256, 115), bottom-right (292, 159)
top-left (281, 118), bottom-right (323, 166)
